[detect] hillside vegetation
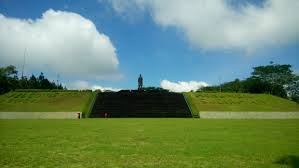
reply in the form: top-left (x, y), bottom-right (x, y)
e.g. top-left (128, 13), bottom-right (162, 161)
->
top-left (0, 91), bottom-right (95, 114)
top-left (200, 63), bottom-right (299, 103)
top-left (185, 92), bottom-right (299, 112)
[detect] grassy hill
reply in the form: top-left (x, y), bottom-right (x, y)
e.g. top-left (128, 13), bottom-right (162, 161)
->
top-left (185, 92), bottom-right (299, 114)
top-left (0, 91), bottom-right (96, 115)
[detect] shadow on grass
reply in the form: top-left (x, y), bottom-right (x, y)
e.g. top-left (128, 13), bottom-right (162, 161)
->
top-left (274, 155), bottom-right (299, 168)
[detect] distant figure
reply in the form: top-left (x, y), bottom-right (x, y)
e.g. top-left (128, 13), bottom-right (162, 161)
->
top-left (104, 112), bottom-right (108, 118)
top-left (138, 74), bottom-right (143, 90)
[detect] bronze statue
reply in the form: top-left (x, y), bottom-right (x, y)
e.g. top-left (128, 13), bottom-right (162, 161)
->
top-left (138, 74), bottom-right (143, 90)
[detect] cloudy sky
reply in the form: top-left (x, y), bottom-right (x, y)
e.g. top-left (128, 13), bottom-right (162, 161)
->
top-left (0, 0), bottom-right (298, 92)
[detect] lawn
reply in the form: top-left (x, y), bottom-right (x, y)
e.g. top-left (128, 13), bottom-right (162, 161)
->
top-left (0, 119), bottom-right (298, 168)
top-left (185, 92), bottom-right (299, 112)
top-left (0, 91), bottom-right (96, 114)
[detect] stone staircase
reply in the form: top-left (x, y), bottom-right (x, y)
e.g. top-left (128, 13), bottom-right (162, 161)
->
top-left (90, 90), bottom-right (192, 118)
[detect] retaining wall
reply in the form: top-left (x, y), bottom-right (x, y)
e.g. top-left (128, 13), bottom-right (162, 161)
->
top-left (199, 112), bottom-right (299, 119)
top-left (0, 112), bottom-right (81, 119)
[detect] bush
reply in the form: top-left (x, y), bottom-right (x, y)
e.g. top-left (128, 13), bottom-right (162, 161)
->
top-left (291, 95), bottom-right (299, 103)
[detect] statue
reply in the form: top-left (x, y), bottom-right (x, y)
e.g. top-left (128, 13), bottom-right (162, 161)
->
top-left (138, 74), bottom-right (143, 90)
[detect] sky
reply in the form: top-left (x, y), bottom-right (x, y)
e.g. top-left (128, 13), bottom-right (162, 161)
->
top-left (0, 0), bottom-right (298, 92)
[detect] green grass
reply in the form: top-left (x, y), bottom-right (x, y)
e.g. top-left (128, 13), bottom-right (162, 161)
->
top-left (82, 92), bottom-right (97, 118)
top-left (0, 91), bottom-right (94, 112)
top-left (183, 93), bottom-right (199, 117)
top-left (186, 92), bottom-right (299, 112)
top-left (0, 119), bottom-right (298, 168)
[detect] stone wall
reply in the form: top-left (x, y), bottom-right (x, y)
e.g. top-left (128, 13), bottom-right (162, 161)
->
top-left (0, 112), bottom-right (82, 119)
top-left (199, 112), bottom-right (299, 119)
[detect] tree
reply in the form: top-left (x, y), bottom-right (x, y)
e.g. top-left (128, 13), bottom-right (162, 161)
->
top-left (19, 76), bottom-right (29, 89)
top-left (219, 79), bottom-right (242, 92)
top-left (58, 84), bottom-right (63, 90)
top-left (38, 72), bottom-right (45, 81)
top-left (40, 78), bottom-right (51, 89)
top-left (28, 75), bottom-right (38, 89)
top-left (143, 87), bottom-right (169, 92)
top-left (231, 79), bottom-right (242, 92)
top-left (0, 65), bottom-right (18, 77)
top-left (0, 65), bottom-right (64, 94)
top-left (252, 63), bottom-right (296, 95)
top-left (200, 63), bottom-right (297, 99)
top-left (0, 65), bottom-right (18, 94)
top-left (286, 77), bottom-right (299, 103)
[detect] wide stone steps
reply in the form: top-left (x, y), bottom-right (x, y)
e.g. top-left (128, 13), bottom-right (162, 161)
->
top-left (90, 91), bottom-right (192, 118)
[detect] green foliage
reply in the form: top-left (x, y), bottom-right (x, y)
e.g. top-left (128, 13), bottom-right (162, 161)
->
top-left (275, 155), bottom-right (299, 168)
top-left (0, 119), bottom-right (298, 167)
top-left (251, 63), bottom-right (298, 98)
top-left (142, 86), bottom-right (169, 92)
top-left (0, 65), bottom-right (18, 94)
top-left (200, 77), bottom-right (272, 94)
top-left (291, 95), bottom-right (299, 103)
top-left (187, 92), bottom-right (299, 112)
top-left (0, 91), bottom-right (93, 112)
top-left (0, 65), bottom-right (18, 77)
top-left (200, 63), bottom-right (299, 101)
top-left (0, 65), bottom-right (64, 94)
top-left (241, 77), bottom-right (271, 93)
top-left (287, 80), bottom-right (299, 103)
top-left (252, 64), bottom-right (295, 86)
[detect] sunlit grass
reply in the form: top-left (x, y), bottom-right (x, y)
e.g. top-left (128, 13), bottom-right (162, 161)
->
top-left (0, 119), bottom-right (298, 168)
top-left (0, 91), bottom-right (93, 112)
top-left (186, 92), bottom-right (299, 112)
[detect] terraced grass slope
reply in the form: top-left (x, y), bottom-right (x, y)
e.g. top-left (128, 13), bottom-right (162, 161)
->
top-left (185, 92), bottom-right (299, 112)
top-left (0, 91), bottom-right (95, 114)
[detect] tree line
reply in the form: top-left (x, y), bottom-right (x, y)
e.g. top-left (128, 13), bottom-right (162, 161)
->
top-left (1, 63), bottom-right (299, 103)
top-left (0, 65), bottom-right (63, 94)
top-left (200, 63), bottom-right (299, 103)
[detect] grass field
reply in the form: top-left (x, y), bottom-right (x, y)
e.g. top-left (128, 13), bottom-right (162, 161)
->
top-left (185, 92), bottom-right (299, 112)
top-left (0, 119), bottom-right (298, 168)
top-left (0, 91), bottom-right (95, 115)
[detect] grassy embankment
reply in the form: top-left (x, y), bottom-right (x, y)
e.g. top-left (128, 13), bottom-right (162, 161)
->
top-left (0, 90), bottom-right (97, 117)
top-left (184, 92), bottom-right (299, 115)
top-left (0, 119), bottom-right (298, 168)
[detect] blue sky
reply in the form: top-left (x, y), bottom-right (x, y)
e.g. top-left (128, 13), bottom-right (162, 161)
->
top-left (0, 0), bottom-right (298, 91)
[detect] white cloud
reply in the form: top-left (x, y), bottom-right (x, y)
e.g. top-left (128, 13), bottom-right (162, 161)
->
top-left (106, 0), bottom-right (299, 51)
top-left (0, 9), bottom-right (120, 79)
top-left (68, 80), bottom-right (121, 91)
top-left (160, 80), bottom-right (208, 92)
top-left (91, 85), bottom-right (121, 92)
top-left (68, 80), bottom-right (90, 90)
top-left (99, 0), bottom-right (146, 22)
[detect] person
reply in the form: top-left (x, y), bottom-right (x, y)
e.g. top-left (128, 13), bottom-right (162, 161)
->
top-left (138, 74), bottom-right (143, 90)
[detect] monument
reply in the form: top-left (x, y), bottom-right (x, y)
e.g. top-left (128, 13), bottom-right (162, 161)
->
top-left (89, 73), bottom-right (192, 118)
top-left (138, 74), bottom-right (143, 91)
